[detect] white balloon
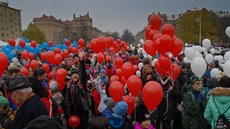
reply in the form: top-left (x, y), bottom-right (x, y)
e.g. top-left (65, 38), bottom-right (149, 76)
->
top-left (195, 51), bottom-right (203, 58)
top-left (138, 63), bottom-right (143, 70)
top-left (185, 43), bottom-right (188, 47)
top-left (205, 54), bottom-right (214, 64)
top-left (184, 47), bottom-right (196, 60)
top-left (226, 26), bottom-right (230, 38)
top-left (214, 55), bottom-right (223, 65)
top-left (183, 57), bottom-right (192, 63)
top-left (137, 43), bottom-right (141, 48)
top-left (191, 57), bottom-right (207, 78)
top-left (151, 59), bottom-right (158, 67)
top-left (140, 39), bottom-right (144, 45)
top-left (202, 38), bottom-right (212, 50)
top-left (201, 47), bottom-right (207, 52)
top-left (136, 71), bottom-right (141, 77)
top-left (210, 48), bottom-right (216, 54)
top-left (224, 51), bottom-right (230, 61)
top-left (224, 60), bottom-right (230, 78)
top-left (210, 68), bottom-right (221, 78)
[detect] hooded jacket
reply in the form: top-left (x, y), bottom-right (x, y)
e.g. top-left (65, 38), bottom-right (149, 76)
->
top-left (204, 87), bottom-right (230, 129)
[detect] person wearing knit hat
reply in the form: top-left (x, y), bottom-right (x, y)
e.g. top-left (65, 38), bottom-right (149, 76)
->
top-left (0, 96), bottom-right (15, 129)
top-left (135, 104), bottom-right (155, 129)
top-left (109, 101), bottom-right (128, 129)
top-left (102, 98), bottom-right (117, 119)
top-left (49, 81), bottom-right (64, 105)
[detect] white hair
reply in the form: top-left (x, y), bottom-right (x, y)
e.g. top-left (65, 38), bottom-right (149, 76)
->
top-left (19, 87), bottom-right (33, 94)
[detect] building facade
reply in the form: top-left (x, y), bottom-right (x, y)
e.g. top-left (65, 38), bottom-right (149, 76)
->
top-left (0, 2), bottom-right (22, 41)
top-left (33, 13), bottom-right (105, 43)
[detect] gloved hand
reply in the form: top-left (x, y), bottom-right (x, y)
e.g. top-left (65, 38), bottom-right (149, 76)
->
top-left (198, 92), bottom-right (205, 101)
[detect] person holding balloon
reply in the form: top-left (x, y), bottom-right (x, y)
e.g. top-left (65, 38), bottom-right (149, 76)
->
top-left (63, 50), bottom-right (90, 129)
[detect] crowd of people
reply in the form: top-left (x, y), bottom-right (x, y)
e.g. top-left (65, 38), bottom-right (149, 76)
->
top-left (0, 43), bottom-right (230, 129)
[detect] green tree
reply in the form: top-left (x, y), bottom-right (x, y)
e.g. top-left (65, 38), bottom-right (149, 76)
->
top-left (105, 31), bottom-right (120, 40)
top-left (22, 23), bottom-right (46, 43)
top-left (177, 8), bottom-right (221, 44)
top-left (121, 29), bottom-right (135, 44)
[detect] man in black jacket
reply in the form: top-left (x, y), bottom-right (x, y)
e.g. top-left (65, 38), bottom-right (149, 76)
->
top-left (8, 76), bottom-right (48, 129)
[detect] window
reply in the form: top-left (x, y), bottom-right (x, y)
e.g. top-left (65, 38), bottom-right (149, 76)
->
top-left (11, 31), bottom-right (14, 34)
top-left (2, 33), bottom-right (4, 37)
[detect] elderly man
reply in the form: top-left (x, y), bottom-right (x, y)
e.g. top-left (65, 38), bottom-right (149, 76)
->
top-left (7, 76), bottom-right (48, 129)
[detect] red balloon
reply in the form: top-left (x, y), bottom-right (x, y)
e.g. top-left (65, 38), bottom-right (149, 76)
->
top-left (46, 51), bottom-right (55, 64)
top-left (144, 40), bottom-right (156, 57)
top-left (109, 81), bottom-right (124, 102)
top-left (110, 75), bottom-right (120, 83)
top-left (107, 36), bottom-right (114, 47)
top-left (97, 52), bottom-right (104, 64)
top-left (169, 64), bottom-right (180, 81)
top-left (72, 47), bottom-right (78, 55)
top-left (121, 76), bottom-right (127, 86)
top-left (54, 48), bottom-right (61, 55)
top-left (142, 81), bottom-right (163, 111)
top-left (154, 61), bottom-right (167, 76)
top-left (83, 53), bottom-right (86, 61)
top-left (24, 62), bottom-right (30, 70)
top-left (120, 41), bottom-right (126, 49)
top-left (40, 53), bottom-right (46, 61)
top-left (65, 39), bottom-right (71, 46)
top-left (170, 38), bottom-right (183, 57)
top-left (55, 54), bottom-right (63, 65)
top-left (48, 72), bottom-right (54, 80)
top-left (19, 40), bottom-right (26, 48)
top-left (30, 60), bottom-right (39, 70)
top-left (116, 68), bottom-right (123, 79)
top-left (152, 32), bottom-right (162, 42)
top-left (145, 25), bottom-right (152, 39)
top-left (96, 37), bottom-right (108, 52)
top-left (58, 81), bottom-right (66, 91)
top-left (112, 41), bottom-right (120, 52)
top-left (31, 40), bottom-right (37, 48)
top-left (78, 38), bottom-right (85, 48)
top-left (42, 64), bottom-right (50, 73)
top-left (90, 39), bottom-right (99, 53)
top-left (115, 57), bottom-right (123, 68)
top-left (158, 55), bottom-right (171, 73)
top-left (21, 50), bottom-right (28, 60)
top-left (162, 23), bottom-right (175, 38)
top-left (56, 68), bottom-right (67, 83)
top-left (121, 62), bottom-right (135, 80)
top-left (61, 50), bottom-right (69, 59)
top-left (105, 55), bottom-right (111, 63)
top-left (8, 38), bottom-right (16, 47)
top-left (148, 29), bottom-right (159, 40)
top-left (109, 47), bottom-right (115, 54)
top-left (68, 46), bottom-right (73, 53)
top-left (159, 35), bottom-right (173, 53)
top-left (20, 68), bottom-right (29, 77)
top-left (28, 52), bottom-right (34, 61)
top-left (48, 41), bottom-right (53, 47)
top-left (0, 52), bottom-right (9, 72)
top-left (68, 115), bottom-right (80, 128)
top-left (123, 95), bottom-right (135, 115)
top-left (127, 75), bottom-right (142, 97)
top-left (150, 15), bottom-right (162, 30)
top-left (116, 39), bottom-right (121, 44)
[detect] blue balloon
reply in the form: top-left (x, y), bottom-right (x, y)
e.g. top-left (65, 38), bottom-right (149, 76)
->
top-left (4, 48), bottom-right (11, 55)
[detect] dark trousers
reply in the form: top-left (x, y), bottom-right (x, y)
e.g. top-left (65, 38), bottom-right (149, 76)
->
top-left (156, 119), bottom-right (173, 129)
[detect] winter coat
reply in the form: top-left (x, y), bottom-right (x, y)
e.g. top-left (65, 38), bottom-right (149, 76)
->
top-left (204, 87), bottom-right (230, 129)
top-left (91, 88), bottom-right (101, 115)
top-left (11, 95), bottom-right (48, 129)
top-left (102, 108), bottom-right (113, 119)
top-left (109, 114), bottom-right (128, 129)
top-left (95, 80), bottom-right (108, 113)
top-left (156, 77), bottom-right (180, 120)
top-left (182, 88), bottom-right (207, 129)
top-left (134, 122), bottom-right (155, 129)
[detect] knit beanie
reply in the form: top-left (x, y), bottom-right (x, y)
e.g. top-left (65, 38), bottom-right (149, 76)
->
top-left (70, 68), bottom-right (80, 76)
top-left (136, 104), bottom-right (150, 124)
top-left (113, 102), bottom-right (128, 117)
top-left (104, 97), bottom-right (116, 110)
top-left (0, 96), bottom-right (9, 108)
top-left (190, 75), bottom-right (200, 85)
top-left (100, 69), bottom-right (106, 74)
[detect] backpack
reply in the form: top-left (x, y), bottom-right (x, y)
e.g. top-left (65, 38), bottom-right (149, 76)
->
top-left (213, 97), bottom-right (230, 129)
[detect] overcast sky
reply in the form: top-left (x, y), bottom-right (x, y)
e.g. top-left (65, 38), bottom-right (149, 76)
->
top-left (7, 0), bottom-right (230, 35)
